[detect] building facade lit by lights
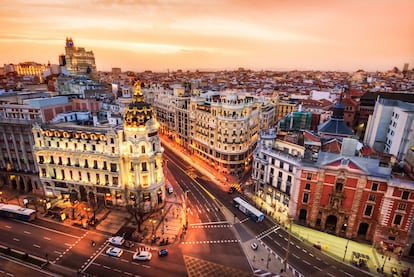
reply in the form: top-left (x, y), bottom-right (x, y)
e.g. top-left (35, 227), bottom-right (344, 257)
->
top-left (189, 91), bottom-right (261, 175)
top-left (60, 37), bottom-right (97, 77)
top-left (32, 81), bottom-right (165, 209)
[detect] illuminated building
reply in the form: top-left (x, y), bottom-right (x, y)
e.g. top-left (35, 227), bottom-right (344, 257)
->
top-left (15, 62), bottom-right (47, 83)
top-left (32, 81), bottom-right (164, 209)
top-left (189, 91), bottom-right (260, 175)
top-left (60, 37), bottom-right (97, 77)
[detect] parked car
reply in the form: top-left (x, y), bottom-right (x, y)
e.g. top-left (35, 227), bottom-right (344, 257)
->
top-left (158, 249), bottom-right (168, 256)
top-left (133, 251), bottom-right (152, 261)
top-left (251, 242), bottom-right (258, 250)
top-left (106, 247), bottom-right (123, 257)
top-left (108, 236), bottom-right (125, 246)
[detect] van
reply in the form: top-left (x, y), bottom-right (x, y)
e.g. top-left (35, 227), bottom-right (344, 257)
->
top-left (166, 184), bottom-right (173, 194)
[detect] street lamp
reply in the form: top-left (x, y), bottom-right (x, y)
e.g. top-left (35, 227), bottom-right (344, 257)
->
top-left (150, 219), bottom-right (156, 235)
top-left (381, 254), bottom-right (391, 272)
top-left (343, 238), bottom-right (350, 261)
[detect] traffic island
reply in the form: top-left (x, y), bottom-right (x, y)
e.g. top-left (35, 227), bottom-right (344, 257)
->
top-left (0, 244), bottom-right (47, 268)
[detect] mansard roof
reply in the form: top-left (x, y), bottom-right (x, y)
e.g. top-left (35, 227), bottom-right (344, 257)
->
top-left (316, 151), bottom-right (392, 179)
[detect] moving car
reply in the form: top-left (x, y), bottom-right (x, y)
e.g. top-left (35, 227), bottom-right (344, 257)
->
top-left (158, 249), bottom-right (168, 256)
top-left (106, 247), bottom-right (123, 257)
top-left (133, 251), bottom-right (152, 261)
top-left (108, 236), bottom-right (125, 246)
top-left (251, 242), bottom-right (258, 250)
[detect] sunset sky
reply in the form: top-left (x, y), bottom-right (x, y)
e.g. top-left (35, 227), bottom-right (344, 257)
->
top-left (0, 0), bottom-right (413, 72)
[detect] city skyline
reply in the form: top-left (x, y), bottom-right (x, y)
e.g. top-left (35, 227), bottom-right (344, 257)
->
top-left (0, 0), bottom-right (413, 73)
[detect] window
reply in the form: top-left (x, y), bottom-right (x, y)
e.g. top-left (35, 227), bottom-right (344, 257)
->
top-left (130, 162), bottom-right (134, 171)
top-left (278, 172), bottom-right (283, 178)
top-left (93, 160), bottom-right (98, 169)
top-left (39, 156), bottom-right (44, 164)
top-left (364, 205), bottom-right (373, 217)
top-left (110, 163), bottom-right (117, 172)
top-left (41, 168), bottom-right (46, 177)
top-left (368, 194), bottom-right (376, 202)
top-left (302, 193), bottom-right (309, 203)
top-left (142, 162), bottom-right (147, 171)
top-left (371, 183), bottom-right (378, 191)
top-left (280, 161), bottom-right (284, 169)
top-left (84, 160), bottom-right (89, 168)
top-left (393, 214), bottom-right (403, 225)
top-left (306, 172), bottom-right (312, 180)
top-left (335, 183), bottom-right (343, 191)
top-left (87, 173), bottom-right (91, 182)
top-left (67, 158), bottom-right (71, 166)
top-left (103, 161), bottom-right (107, 170)
top-left (402, 191), bottom-right (410, 200)
top-left (398, 203), bottom-right (406, 211)
top-left (305, 183), bottom-right (310, 190)
top-left (288, 164), bottom-right (293, 173)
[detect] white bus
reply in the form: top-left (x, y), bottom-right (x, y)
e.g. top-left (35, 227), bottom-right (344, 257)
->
top-left (233, 197), bottom-right (264, 222)
top-left (0, 204), bottom-right (37, 222)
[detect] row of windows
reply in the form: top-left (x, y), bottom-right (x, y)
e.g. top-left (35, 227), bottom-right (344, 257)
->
top-left (39, 156), bottom-right (118, 172)
top-left (41, 168), bottom-right (118, 186)
top-left (302, 193), bottom-right (407, 226)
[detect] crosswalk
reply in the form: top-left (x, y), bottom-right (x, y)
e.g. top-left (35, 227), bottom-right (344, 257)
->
top-left (181, 239), bottom-right (240, 245)
top-left (190, 224), bottom-right (232, 229)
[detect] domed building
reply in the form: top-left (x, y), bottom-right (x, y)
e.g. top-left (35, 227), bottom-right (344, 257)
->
top-left (120, 80), bottom-right (165, 211)
top-left (32, 81), bottom-right (165, 213)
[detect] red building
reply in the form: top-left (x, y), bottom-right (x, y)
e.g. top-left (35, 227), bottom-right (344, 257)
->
top-left (296, 149), bottom-right (414, 254)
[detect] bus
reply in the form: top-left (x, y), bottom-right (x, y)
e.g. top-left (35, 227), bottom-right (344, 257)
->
top-left (233, 197), bottom-right (264, 222)
top-left (0, 204), bottom-right (37, 222)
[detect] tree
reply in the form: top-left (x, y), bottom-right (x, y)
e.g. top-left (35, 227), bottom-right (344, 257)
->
top-left (126, 202), bottom-right (155, 233)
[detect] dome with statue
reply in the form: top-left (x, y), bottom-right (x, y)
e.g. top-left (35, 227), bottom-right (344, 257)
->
top-left (124, 80), bottom-right (154, 128)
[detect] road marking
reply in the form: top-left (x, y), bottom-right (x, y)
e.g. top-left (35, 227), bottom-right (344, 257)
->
top-left (33, 244), bottom-right (40, 248)
top-left (21, 221), bottom-right (80, 239)
top-left (293, 254), bottom-right (299, 259)
top-left (124, 272), bottom-right (132, 276)
top-left (13, 238), bottom-right (20, 241)
top-left (344, 272), bottom-right (353, 277)
top-left (44, 236), bottom-right (51, 240)
top-left (314, 265), bottom-right (322, 271)
top-left (142, 265), bottom-right (150, 269)
top-left (303, 260), bottom-right (311, 265)
top-left (54, 250), bottom-right (62, 255)
top-left (65, 243), bottom-right (72, 247)
top-left (327, 273), bottom-right (335, 277)
top-left (24, 231), bottom-right (31, 234)
top-left (103, 265), bottom-right (111, 269)
top-left (5, 225), bottom-right (11, 229)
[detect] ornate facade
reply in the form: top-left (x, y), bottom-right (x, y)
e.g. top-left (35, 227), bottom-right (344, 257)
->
top-left (32, 81), bottom-right (164, 210)
top-left (62, 37), bottom-right (97, 77)
top-left (189, 91), bottom-right (260, 175)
